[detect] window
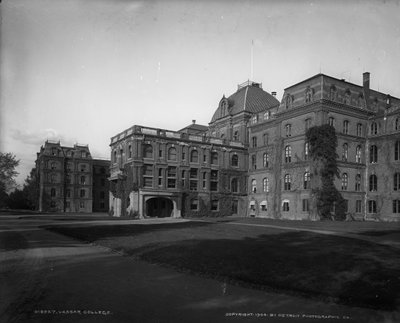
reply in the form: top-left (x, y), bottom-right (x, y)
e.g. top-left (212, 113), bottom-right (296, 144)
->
top-left (231, 178), bottom-right (238, 193)
top-left (51, 162), bottom-right (56, 170)
top-left (80, 201), bottom-right (85, 209)
top-left (328, 117), bottom-right (335, 127)
top-left (284, 146), bottom-right (291, 163)
top-left (66, 174), bottom-right (71, 184)
top-left (395, 141), bottom-right (400, 161)
top-left (342, 143), bottom-right (348, 161)
top-left (282, 201), bottom-right (290, 212)
top-left (343, 120), bottom-right (349, 134)
top-left (233, 131), bottom-right (239, 141)
top-left (67, 163), bottom-right (72, 171)
top-left (251, 155), bottom-right (257, 170)
top-left (158, 168), bottom-right (163, 186)
top-left (211, 152), bottom-right (218, 165)
top-left (356, 145), bottom-right (362, 163)
top-left (210, 170), bottom-right (218, 191)
top-left (369, 145), bottom-right (378, 163)
top-left (143, 144), bottom-right (153, 158)
top-left (159, 149), bottom-right (163, 158)
top-left (356, 200), bottom-right (362, 213)
top-left (231, 154), bottom-right (238, 167)
top-left (81, 151), bottom-right (86, 158)
top-left (203, 152), bottom-right (207, 163)
top-left (50, 201), bottom-right (56, 208)
top-left (189, 168), bottom-right (198, 191)
top-left (66, 201), bottom-right (70, 208)
top-left (80, 189), bottom-right (85, 197)
top-left (252, 136), bottom-right (257, 148)
top-left (190, 150), bottom-right (199, 163)
top-left (263, 178), bottom-right (269, 192)
top-left (355, 174), bottom-right (361, 191)
top-left (368, 200), bottom-right (377, 213)
top-left (113, 150), bottom-right (117, 163)
top-left (50, 174), bottom-right (56, 183)
top-left (252, 115), bottom-right (258, 124)
top-left (143, 164), bottom-right (153, 188)
top-left (304, 172), bottom-right (311, 189)
top-left (51, 188), bottom-right (56, 197)
top-left (52, 148), bottom-right (57, 156)
top-left (263, 153), bottom-right (269, 168)
top-left (302, 199), bottom-right (309, 212)
top-left (304, 142), bottom-right (309, 160)
top-left (395, 117), bottom-right (400, 131)
top-left (66, 189), bottom-right (71, 198)
top-left (251, 179), bottom-right (257, 193)
top-left (263, 111), bottom-right (270, 120)
top-left (181, 149), bottom-right (186, 161)
top-left (201, 172), bottom-right (207, 189)
top-left (232, 200), bottom-right (238, 213)
top-left (285, 124), bottom-right (292, 137)
top-left (211, 200), bottom-right (219, 211)
top-left (394, 173), bottom-right (400, 191)
top-left (181, 170), bottom-right (186, 188)
top-left (393, 200), bottom-right (400, 214)
top-left (284, 174), bottom-right (291, 191)
top-left (370, 122), bottom-right (378, 135)
top-left (305, 118), bottom-right (312, 131)
top-left (80, 176), bottom-right (86, 185)
top-left (263, 133), bottom-right (268, 145)
top-left (357, 123), bottom-right (362, 137)
top-left (128, 145), bottom-right (132, 158)
top-left (80, 164), bottom-right (87, 172)
top-left (66, 150), bottom-right (72, 157)
top-left (261, 201), bottom-right (267, 211)
top-left (341, 173), bottom-right (348, 191)
top-left (167, 147), bottom-right (177, 161)
top-left (369, 174), bottom-right (377, 192)
top-left (167, 167), bottom-right (176, 188)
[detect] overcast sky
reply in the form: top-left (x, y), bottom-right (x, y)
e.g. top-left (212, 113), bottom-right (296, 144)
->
top-left (1, 0), bottom-right (400, 186)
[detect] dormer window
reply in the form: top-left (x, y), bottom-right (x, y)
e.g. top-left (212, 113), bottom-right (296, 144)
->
top-left (252, 115), bottom-right (258, 124)
top-left (81, 151), bottom-right (86, 158)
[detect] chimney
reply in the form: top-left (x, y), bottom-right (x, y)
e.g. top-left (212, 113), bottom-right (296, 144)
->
top-left (192, 120), bottom-right (196, 124)
top-left (271, 91), bottom-right (277, 97)
top-left (363, 72), bottom-right (370, 109)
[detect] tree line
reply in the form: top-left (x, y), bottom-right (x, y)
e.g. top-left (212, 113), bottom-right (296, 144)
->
top-left (0, 152), bottom-right (39, 210)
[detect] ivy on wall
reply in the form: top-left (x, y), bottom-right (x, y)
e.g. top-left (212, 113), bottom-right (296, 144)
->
top-left (306, 124), bottom-right (346, 220)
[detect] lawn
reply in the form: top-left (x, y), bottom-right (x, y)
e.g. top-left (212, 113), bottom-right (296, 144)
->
top-left (46, 218), bottom-right (400, 311)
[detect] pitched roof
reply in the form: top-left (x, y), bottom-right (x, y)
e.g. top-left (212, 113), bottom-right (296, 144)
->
top-left (210, 82), bottom-right (279, 123)
top-left (178, 122), bottom-right (208, 134)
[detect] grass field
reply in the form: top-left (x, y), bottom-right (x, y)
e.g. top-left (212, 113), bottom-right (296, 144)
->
top-left (46, 218), bottom-right (400, 311)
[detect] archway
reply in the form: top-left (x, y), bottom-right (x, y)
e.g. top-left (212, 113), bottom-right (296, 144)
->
top-left (146, 197), bottom-right (174, 218)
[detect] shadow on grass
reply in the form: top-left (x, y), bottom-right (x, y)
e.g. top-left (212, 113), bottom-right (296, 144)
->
top-left (356, 230), bottom-right (400, 237)
top-left (45, 221), bottom-right (212, 242)
top-left (132, 232), bottom-right (400, 311)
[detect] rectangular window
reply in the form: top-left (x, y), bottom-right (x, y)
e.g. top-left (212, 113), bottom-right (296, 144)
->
top-left (211, 200), bottom-right (219, 211)
top-left (393, 200), bottom-right (400, 214)
top-left (80, 201), bottom-right (85, 209)
top-left (80, 189), bottom-right (85, 198)
top-left (181, 170), bottom-right (186, 188)
top-left (189, 168), bottom-right (198, 191)
top-left (368, 200), bottom-right (377, 213)
top-left (66, 189), bottom-right (71, 198)
top-left (356, 200), bottom-right (362, 213)
top-left (283, 201), bottom-right (290, 212)
top-left (210, 170), bottom-right (218, 192)
top-left (252, 137), bottom-right (257, 148)
top-left (167, 167), bottom-right (176, 189)
top-left (302, 199), bottom-right (309, 212)
top-left (159, 149), bottom-right (163, 158)
top-left (357, 123), bottom-right (362, 137)
top-left (190, 199), bottom-right (198, 211)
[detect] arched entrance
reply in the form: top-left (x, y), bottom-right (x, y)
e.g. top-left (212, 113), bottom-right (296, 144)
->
top-left (146, 197), bottom-right (173, 218)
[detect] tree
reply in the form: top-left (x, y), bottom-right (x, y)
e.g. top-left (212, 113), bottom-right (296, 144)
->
top-left (0, 152), bottom-right (20, 192)
top-left (22, 168), bottom-right (40, 210)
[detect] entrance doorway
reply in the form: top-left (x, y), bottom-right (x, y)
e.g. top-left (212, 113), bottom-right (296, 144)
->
top-left (146, 197), bottom-right (173, 218)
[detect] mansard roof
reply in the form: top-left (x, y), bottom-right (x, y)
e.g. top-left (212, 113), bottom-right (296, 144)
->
top-left (210, 81), bottom-right (279, 123)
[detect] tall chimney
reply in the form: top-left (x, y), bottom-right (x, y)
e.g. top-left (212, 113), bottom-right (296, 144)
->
top-left (363, 72), bottom-right (370, 109)
top-left (271, 91), bottom-right (277, 97)
top-left (192, 120), bottom-right (196, 124)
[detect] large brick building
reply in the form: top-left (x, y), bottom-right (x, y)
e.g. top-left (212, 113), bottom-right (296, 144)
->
top-left (36, 141), bottom-right (110, 213)
top-left (110, 74), bottom-right (400, 221)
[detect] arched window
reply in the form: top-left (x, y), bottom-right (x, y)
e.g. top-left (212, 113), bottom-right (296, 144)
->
top-left (304, 172), bottom-right (311, 189)
top-left (355, 174), bottom-right (361, 191)
top-left (356, 145), bottom-right (362, 163)
top-left (231, 178), bottom-right (238, 193)
top-left (394, 173), bottom-right (400, 191)
top-left (369, 145), bottom-right (378, 163)
top-left (168, 147), bottom-right (177, 161)
top-left (211, 152), bottom-right (218, 164)
top-left (190, 150), bottom-right (199, 163)
top-left (369, 174), bottom-right (377, 192)
top-left (343, 120), bottom-right (349, 134)
top-left (284, 146), bottom-right (291, 163)
top-left (341, 173), bottom-right (348, 191)
top-left (263, 153), bottom-right (269, 168)
top-left (263, 178), bottom-right (269, 192)
top-left (231, 154), bottom-right (238, 167)
top-left (143, 144), bottom-right (153, 158)
top-left (251, 179), bottom-right (257, 193)
top-left (50, 188), bottom-right (56, 197)
top-left (370, 122), bottom-right (378, 135)
top-left (284, 174), bottom-right (291, 191)
top-left (395, 141), bottom-right (400, 161)
top-left (342, 143), bottom-right (348, 161)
